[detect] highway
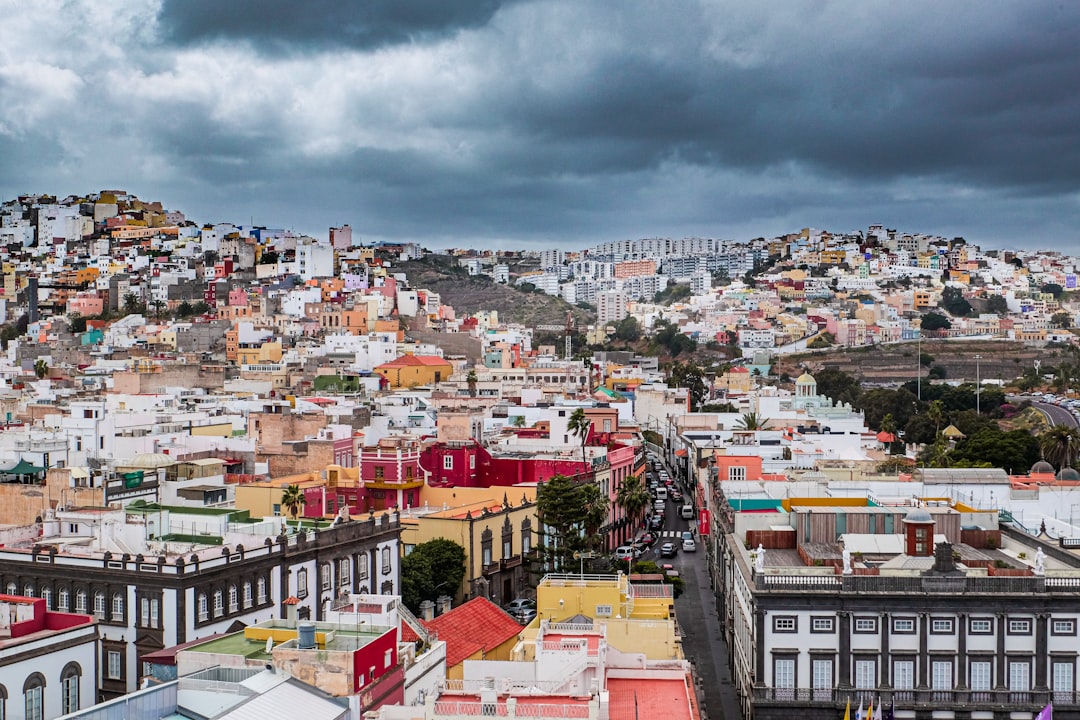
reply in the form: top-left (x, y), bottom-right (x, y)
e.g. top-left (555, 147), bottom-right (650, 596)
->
top-left (1010, 397), bottom-right (1080, 428)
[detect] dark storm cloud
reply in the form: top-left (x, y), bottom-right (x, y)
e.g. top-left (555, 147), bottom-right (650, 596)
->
top-left (157, 0), bottom-right (521, 51)
top-left (3, 1), bottom-right (1080, 249)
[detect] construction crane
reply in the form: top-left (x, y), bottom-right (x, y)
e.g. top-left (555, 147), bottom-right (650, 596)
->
top-left (535, 311), bottom-right (575, 360)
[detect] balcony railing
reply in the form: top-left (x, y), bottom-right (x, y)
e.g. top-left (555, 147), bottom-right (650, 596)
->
top-left (754, 687), bottom-right (1077, 708)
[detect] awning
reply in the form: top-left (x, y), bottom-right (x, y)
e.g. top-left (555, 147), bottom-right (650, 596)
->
top-left (69, 467), bottom-right (91, 480)
top-left (2, 459), bottom-right (47, 475)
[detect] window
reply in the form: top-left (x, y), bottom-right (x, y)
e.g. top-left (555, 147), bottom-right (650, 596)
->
top-left (140, 597), bottom-right (159, 628)
top-left (812, 659), bottom-right (833, 700)
top-left (111, 593), bottom-right (123, 621)
top-left (197, 593), bottom-right (208, 622)
top-left (320, 565), bottom-right (331, 591)
top-left (23, 680), bottom-right (42, 720)
top-left (374, 466), bottom-right (385, 480)
top-left (23, 585), bottom-right (33, 598)
top-left (93, 591), bottom-right (105, 620)
top-left (339, 558), bottom-right (351, 587)
top-left (61, 664), bottom-right (81, 714)
top-left (854, 659), bottom-right (876, 690)
top-left (107, 650), bottom-right (122, 679)
top-left (58, 588), bottom-right (69, 612)
top-left (503, 537), bottom-right (512, 558)
top-left (469, 455), bottom-right (476, 470)
top-left (297, 569), bottom-right (308, 599)
top-left (443, 455), bottom-right (453, 470)
top-left (1009, 660), bottom-right (1031, 695)
top-left (773, 616), bottom-right (797, 633)
top-left (358, 555), bottom-right (369, 579)
top-left (228, 585), bottom-right (238, 613)
top-left (893, 660), bottom-right (915, 691)
top-left (931, 618), bottom-right (954, 634)
top-left (1052, 619), bottom-right (1077, 636)
top-left (892, 617), bottom-right (916, 634)
top-left (1053, 661), bottom-right (1074, 703)
top-left (522, 526), bottom-right (531, 555)
top-left (811, 616), bottom-right (835, 633)
top-left (1008, 619), bottom-right (1032, 635)
top-left (482, 546), bottom-right (493, 566)
top-left (969, 618), bottom-right (993, 634)
top-left (774, 658), bottom-right (795, 700)
top-left (257, 577), bottom-right (267, 604)
top-left (213, 590), bottom-right (224, 617)
top-left (932, 660), bottom-right (953, 692)
top-left (728, 466), bottom-right (746, 482)
top-left (854, 617), bottom-right (877, 633)
top-left (970, 660), bottom-right (992, 697)
top-left (381, 547), bottom-right (391, 574)
top-left (243, 582), bottom-right (253, 609)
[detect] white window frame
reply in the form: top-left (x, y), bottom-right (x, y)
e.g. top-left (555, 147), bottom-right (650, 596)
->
top-left (1052, 619), bottom-right (1076, 635)
top-left (1052, 661), bottom-right (1074, 696)
top-left (107, 650), bottom-right (122, 679)
top-left (24, 684), bottom-right (43, 720)
top-left (774, 658), bottom-right (795, 693)
top-left (358, 555), bottom-right (369, 579)
top-left (773, 616), bottom-right (796, 632)
top-left (320, 564), bottom-right (331, 591)
top-left (58, 588), bottom-right (69, 611)
top-left (854, 659), bottom-right (876, 690)
top-left (854, 617), bottom-right (877, 633)
top-left (61, 672), bottom-right (80, 714)
top-left (1009, 660), bottom-right (1031, 693)
top-left (257, 577), bottom-right (267, 604)
top-left (197, 593), bottom-right (208, 622)
top-left (1008, 618), bottom-right (1032, 634)
top-left (75, 590), bottom-right (87, 614)
top-left (112, 593), bottom-right (123, 620)
top-left (93, 591), bottom-right (105, 620)
top-left (339, 558), bottom-right (351, 586)
top-left (243, 582), bottom-right (253, 609)
top-left (811, 617), bottom-right (835, 632)
top-left (931, 618), bottom-right (954, 633)
top-left (893, 660), bottom-right (915, 690)
top-left (969, 618), bottom-right (993, 634)
top-left (932, 660), bottom-right (953, 691)
top-left (892, 618), bottom-right (915, 633)
top-left (812, 658), bottom-right (833, 699)
top-left (228, 585), bottom-right (238, 613)
top-left (443, 455), bottom-right (453, 470)
top-left (213, 590), bottom-right (224, 617)
top-left (970, 660), bottom-right (992, 692)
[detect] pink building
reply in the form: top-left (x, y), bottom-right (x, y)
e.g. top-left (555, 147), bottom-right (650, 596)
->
top-left (67, 293), bottom-right (104, 317)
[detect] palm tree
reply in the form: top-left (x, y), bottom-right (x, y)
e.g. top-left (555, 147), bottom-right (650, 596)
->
top-left (1039, 426), bottom-right (1080, 471)
top-left (568, 408), bottom-right (591, 466)
top-left (466, 370), bottom-right (478, 397)
top-left (123, 292), bottom-right (140, 315)
top-left (33, 359), bottom-right (49, 379)
top-left (928, 400), bottom-right (945, 436)
top-left (615, 474), bottom-right (651, 534)
top-left (281, 484), bottom-right (306, 520)
top-left (511, 415), bottom-right (526, 428)
top-left (579, 483), bottom-right (609, 551)
top-left (736, 412), bottom-right (770, 431)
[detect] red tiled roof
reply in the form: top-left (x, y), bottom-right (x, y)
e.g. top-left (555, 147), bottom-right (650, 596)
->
top-left (424, 597), bottom-right (522, 667)
top-left (377, 355), bottom-right (451, 369)
top-left (876, 431), bottom-right (895, 443)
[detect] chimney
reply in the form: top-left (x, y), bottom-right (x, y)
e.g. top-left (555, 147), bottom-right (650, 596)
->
top-left (284, 596), bottom-right (300, 626)
top-left (436, 594), bottom-right (452, 616)
top-left (419, 600), bottom-right (435, 621)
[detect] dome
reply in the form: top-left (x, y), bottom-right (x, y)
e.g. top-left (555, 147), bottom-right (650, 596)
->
top-left (124, 452), bottom-right (176, 469)
top-left (903, 507), bottom-right (934, 524)
top-left (1031, 460), bottom-right (1055, 475)
top-left (795, 372), bottom-right (817, 385)
top-left (1058, 468), bottom-right (1080, 481)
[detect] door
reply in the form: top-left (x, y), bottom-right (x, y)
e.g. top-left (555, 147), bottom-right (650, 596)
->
top-left (813, 659), bottom-right (834, 701)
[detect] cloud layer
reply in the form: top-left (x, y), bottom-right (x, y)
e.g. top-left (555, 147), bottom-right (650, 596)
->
top-left (2, 1), bottom-right (1079, 249)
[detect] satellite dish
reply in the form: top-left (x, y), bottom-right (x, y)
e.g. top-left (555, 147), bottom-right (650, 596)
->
top-left (265, 637), bottom-right (274, 654)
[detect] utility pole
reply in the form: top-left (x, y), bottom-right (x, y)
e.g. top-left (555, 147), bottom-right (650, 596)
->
top-left (975, 354), bottom-right (982, 414)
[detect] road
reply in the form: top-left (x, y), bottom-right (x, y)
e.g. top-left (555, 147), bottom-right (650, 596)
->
top-left (639, 463), bottom-right (741, 720)
top-left (1008, 396), bottom-right (1079, 428)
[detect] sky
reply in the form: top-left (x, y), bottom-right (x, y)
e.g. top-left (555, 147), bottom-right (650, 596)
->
top-left (2, 1), bottom-right (1079, 251)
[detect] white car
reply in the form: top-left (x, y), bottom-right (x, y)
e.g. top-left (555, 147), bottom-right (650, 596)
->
top-left (682, 538), bottom-right (697, 552)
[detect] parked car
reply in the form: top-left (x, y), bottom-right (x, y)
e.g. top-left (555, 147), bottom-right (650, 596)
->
top-left (638, 532), bottom-right (656, 546)
top-left (614, 545), bottom-right (637, 561)
top-left (505, 598), bottom-right (536, 615)
top-left (682, 537), bottom-right (697, 552)
top-left (515, 609), bottom-right (537, 625)
top-left (681, 531), bottom-right (694, 544)
top-left (659, 542), bottom-right (678, 558)
top-left (649, 516), bottom-right (664, 531)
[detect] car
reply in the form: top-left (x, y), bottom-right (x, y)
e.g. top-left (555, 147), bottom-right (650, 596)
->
top-left (505, 598), bottom-right (536, 615)
top-left (682, 538), bottom-right (697, 552)
top-left (514, 609), bottom-right (537, 625)
top-left (649, 517), bottom-right (664, 531)
top-left (681, 531), bottom-right (694, 544)
top-left (638, 532), bottom-right (656, 546)
top-left (670, 490), bottom-right (684, 503)
top-left (659, 542), bottom-right (678, 558)
top-left (614, 545), bottom-right (637, 561)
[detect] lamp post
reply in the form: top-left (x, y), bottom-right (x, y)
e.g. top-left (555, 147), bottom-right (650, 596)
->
top-left (975, 354), bottom-right (982, 414)
top-left (917, 332), bottom-right (922, 401)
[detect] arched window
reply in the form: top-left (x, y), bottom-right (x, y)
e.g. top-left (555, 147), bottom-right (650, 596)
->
top-left (257, 577), bottom-right (267, 604)
top-left (75, 590), bottom-right (87, 614)
top-left (242, 581), bottom-right (252, 609)
top-left (61, 662), bottom-right (81, 714)
top-left (197, 593), bottom-right (208, 622)
top-left (23, 584), bottom-right (34, 598)
top-left (93, 591), bottom-right (105, 619)
top-left (58, 588), bottom-right (69, 611)
top-left (358, 554), bottom-right (369, 580)
top-left (23, 672), bottom-right (45, 720)
top-left (111, 593), bottom-right (123, 621)
top-left (339, 557), bottom-right (351, 586)
top-left (41, 587), bottom-right (52, 609)
top-left (5, 582), bottom-right (15, 595)
top-left (228, 585), bottom-right (238, 613)
top-left (213, 590), bottom-right (223, 617)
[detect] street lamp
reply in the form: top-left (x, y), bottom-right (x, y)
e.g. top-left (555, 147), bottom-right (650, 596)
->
top-left (975, 354), bottom-right (982, 414)
top-left (917, 332), bottom-right (922, 401)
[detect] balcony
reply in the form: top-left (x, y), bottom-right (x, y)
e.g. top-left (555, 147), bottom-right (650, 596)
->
top-left (753, 686), bottom-right (1077, 709)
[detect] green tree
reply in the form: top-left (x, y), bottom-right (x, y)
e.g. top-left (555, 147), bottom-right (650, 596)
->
top-left (615, 474), bottom-right (651, 534)
top-left (192, 301), bottom-right (212, 315)
top-left (668, 361), bottom-right (707, 411)
top-left (123, 292), bottom-right (140, 315)
top-left (466, 370), bottom-right (478, 397)
top-left (568, 408), bottom-right (591, 466)
top-left (1051, 311), bottom-right (1072, 329)
top-left (400, 538), bottom-right (467, 613)
top-left (1039, 425), bottom-right (1080, 471)
top-left (33, 359), bottom-right (49, 379)
top-left (69, 313), bottom-right (87, 334)
top-left (941, 286), bottom-right (973, 317)
top-left (921, 312), bottom-right (952, 332)
top-left (812, 368), bottom-right (862, 407)
top-left (176, 301), bottom-right (194, 317)
top-left (1042, 283), bottom-right (1064, 300)
top-left (579, 483), bottom-right (609, 551)
top-left (614, 316), bottom-right (641, 342)
top-left (535, 475), bottom-right (599, 571)
top-left (511, 415), bottom-right (526, 428)
top-left (280, 484), bottom-right (306, 520)
top-left (928, 400), bottom-right (945, 436)
top-left (986, 294), bottom-right (1008, 315)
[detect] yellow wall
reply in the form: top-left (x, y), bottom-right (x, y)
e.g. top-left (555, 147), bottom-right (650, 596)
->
top-left (446, 635), bottom-right (519, 680)
top-left (781, 497), bottom-right (869, 512)
top-left (191, 423), bottom-right (234, 437)
top-left (237, 340), bottom-right (283, 365)
top-left (374, 361), bottom-right (452, 388)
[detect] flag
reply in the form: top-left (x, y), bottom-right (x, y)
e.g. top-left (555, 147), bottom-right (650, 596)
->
top-left (1035, 703), bottom-right (1052, 720)
top-left (842, 698), bottom-right (851, 720)
top-left (873, 698), bottom-right (882, 720)
top-left (856, 700), bottom-right (864, 720)
top-left (866, 699), bottom-right (873, 720)
top-left (882, 698), bottom-right (894, 720)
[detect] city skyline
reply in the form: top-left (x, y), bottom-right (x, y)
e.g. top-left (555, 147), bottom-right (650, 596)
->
top-left (2, 1), bottom-right (1079, 250)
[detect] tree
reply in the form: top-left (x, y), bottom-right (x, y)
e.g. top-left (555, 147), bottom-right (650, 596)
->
top-left (1051, 311), bottom-right (1072, 329)
top-left (928, 400), bottom-right (945, 436)
top-left (466, 370), bottom-right (478, 397)
top-left (33, 359), bottom-right (49, 379)
top-left (400, 538), bottom-right (466, 613)
top-left (668, 361), bottom-right (707, 411)
top-left (921, 312), bottom-right (952, 332)
top-left (123, 292), bottom-right (140, 315)
top-left (1039, 426), bottom-right (1080, 470)
top-left (579, 483), bottom-right (609, 551)
top-left (511, 415), bottom-right (526, 428)
top-left (567, 409), bottom-right (591, 466)
top-left (69, 313), bottom-right (87, 334)
top-left (615, 474), bottom-right (651, 534)
top-left (192, 301), bottom-right (212, 315)
top-left (736, 412), bottom-right (770, 431)
top-left (176, 301), bottom-right (194, 317)
top-left (941, 286), bottom-right (973, 317)
top-left (280, 484), bottom-right (306, 520)
top-left (614, 316), bottom-right (640, 342)
top-left (1042, 283), bottom-right (1064, 300)
top-left (535, 475), bottom-right (598, 571)
top-left (150, 299), bottom-right (165, 321)
top-left (987, 294), bottom-right (1008, 315)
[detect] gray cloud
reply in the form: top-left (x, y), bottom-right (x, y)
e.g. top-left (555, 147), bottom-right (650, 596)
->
top-left (1, 1), bottom-right (1079, 250)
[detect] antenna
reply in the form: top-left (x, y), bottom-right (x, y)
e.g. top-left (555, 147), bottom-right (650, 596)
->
top-left (265, 636), bottom-right (274, 654)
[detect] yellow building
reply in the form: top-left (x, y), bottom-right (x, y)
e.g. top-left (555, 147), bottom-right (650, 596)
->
top-left (400, 495), bottom-right (538, 607)
top-left (373, 355), bottom-right (453, 388)
top-left (237, 340), bottom-right (283, 366)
